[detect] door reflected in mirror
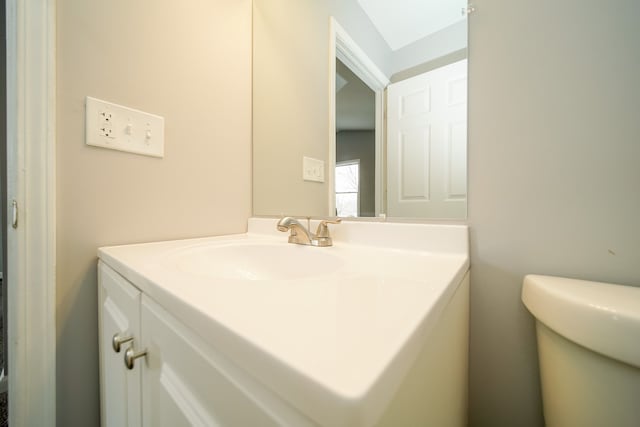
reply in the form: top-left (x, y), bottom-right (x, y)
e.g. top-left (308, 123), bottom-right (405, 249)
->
top-left (253, 0), bottom-right (468, 219)
top-left (385, 58), bottom-right (467, 218)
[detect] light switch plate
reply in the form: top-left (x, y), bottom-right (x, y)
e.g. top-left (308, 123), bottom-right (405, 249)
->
top-left (85, 96), bottom-right (164, 158)
top-left (303, 156), bottom-right (325, 182)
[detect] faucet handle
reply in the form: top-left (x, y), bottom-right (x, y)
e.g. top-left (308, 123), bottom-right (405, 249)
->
top-left (315, 218), bottom-right (342, 238)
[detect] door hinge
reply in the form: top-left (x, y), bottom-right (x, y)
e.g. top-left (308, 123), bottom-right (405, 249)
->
top-left (12, 199), bottom-right (18, 229)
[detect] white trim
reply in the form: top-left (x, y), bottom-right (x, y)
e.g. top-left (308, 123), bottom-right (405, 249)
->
top-left (374, 90), bottom-right (385, 217)
top-left (329, 17), bottom-right (389, 217)
top-left (331, 18), bottom-right (389, 91)
top-left (6, 0), bottom-right (57, 425)
top-left (328, 22), bottom-right (337, 216)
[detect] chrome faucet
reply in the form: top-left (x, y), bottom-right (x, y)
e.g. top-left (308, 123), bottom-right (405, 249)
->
top-left (277, 217), bottom-right (341, 247)
top-left (277, 217), bottom-right (314, 245)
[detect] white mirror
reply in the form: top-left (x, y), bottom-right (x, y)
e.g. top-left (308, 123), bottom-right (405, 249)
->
top-left (253, 0), bottom-right (468, 219)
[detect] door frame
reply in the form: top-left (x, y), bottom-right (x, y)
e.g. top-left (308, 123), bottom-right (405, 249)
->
top-left (6, 0), bottom-right (57, 424)
top-left (329, 17), bottom-right (389, 217)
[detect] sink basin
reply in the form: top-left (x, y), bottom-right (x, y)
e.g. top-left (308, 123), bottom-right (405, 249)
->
top-left (173, 242), bottom-right (344, 281)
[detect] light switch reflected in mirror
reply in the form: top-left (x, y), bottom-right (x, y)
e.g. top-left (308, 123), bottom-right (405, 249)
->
top-left (253, 0), bottom-right (468, 219)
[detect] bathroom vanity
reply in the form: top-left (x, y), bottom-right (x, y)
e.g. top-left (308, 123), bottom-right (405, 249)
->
top-left (98, 218), bottom-right (470, 426)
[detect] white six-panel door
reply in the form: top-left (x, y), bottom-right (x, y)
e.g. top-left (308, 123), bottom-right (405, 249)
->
top-left (387, 59), bottom-right (467, 218)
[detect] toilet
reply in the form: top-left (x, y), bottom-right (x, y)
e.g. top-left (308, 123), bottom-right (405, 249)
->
top-left (522, 275), bottom-right (640, 427)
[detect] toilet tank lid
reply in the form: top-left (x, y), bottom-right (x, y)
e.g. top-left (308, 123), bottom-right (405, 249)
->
top-left (522, 274), bottom-right (640, 369)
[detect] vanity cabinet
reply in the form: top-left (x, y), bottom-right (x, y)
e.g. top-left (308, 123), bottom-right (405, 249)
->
top-left (98, 220), bottom-right (470, 427)
top-left (98, 261), bottom-right (142, 426)
top-left (98, 261), bottom-right (312, 427)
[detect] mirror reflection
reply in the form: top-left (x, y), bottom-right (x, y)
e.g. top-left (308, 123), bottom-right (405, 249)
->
top-left (253, 0), bottom-right (468, 219)
top-left (335, 59), bottom-right (376, 217)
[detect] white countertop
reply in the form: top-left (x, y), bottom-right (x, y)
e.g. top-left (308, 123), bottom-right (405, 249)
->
top-left (98, 218), bottom-right (469, 426)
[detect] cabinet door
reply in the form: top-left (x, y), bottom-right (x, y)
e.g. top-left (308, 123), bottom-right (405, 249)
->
top-left (98, 261), bottom-right (142, 427)
top-left (140, 295), bottom-right (313, 427)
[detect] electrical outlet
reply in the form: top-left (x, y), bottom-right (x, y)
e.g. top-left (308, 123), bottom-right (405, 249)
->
top-left (99, 111), bottom-right (113, 123)
top-left (85, 96), bottom-right (164, 157)
top-left (99, 125), bottom-right (114, 138)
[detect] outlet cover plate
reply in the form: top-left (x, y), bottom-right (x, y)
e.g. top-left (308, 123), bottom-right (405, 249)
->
top-left (303, 156), bottom-right (325, 182)
top-left (85, 96), bottom-right (165, 158)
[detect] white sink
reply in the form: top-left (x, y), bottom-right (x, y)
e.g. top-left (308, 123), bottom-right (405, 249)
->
top-left (98, 218), bottom-right (470, 426)
top-left (173, 241), bottom-right (344, 281)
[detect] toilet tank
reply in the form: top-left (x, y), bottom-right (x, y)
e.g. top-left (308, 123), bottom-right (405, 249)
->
top-left (522, 275), bottom-right (640, 427)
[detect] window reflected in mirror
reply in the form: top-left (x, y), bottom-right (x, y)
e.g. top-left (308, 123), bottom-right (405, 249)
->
top-left (335, 161), bottom-right (360, 217)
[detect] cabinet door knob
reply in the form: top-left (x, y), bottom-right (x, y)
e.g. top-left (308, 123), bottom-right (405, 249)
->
top-left (124, 346), bottom-right (147, 370)
top-left (112, 333), bottom-right (134, 353)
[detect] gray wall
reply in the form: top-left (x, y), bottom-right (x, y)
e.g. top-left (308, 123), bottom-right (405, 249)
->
top-left (390, 48), bottom-right (467, 84)
top-left (56, 0), bottom-right (252, 425)
top-left (391, 20), bottom-right (467, 78)
top-left (336, 59), bottom-right (376, 131)
top-left (468, 1), bottom-right (640, 426)
top-left (336, 131), bottom-right (375, 217)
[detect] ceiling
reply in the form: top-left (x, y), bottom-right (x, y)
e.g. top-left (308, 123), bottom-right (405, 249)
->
top-left (336, 0), bottom-right (467, 132)
top-left (357, 0), bottom-right (466, 51)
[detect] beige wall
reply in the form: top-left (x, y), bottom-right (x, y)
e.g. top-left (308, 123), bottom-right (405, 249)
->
top-left (468, 0), bottom-right (640, 425)
top-left (56, 0), bottom-right (252, 425)
top-left (252, 0), bottom-right (331, 216)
